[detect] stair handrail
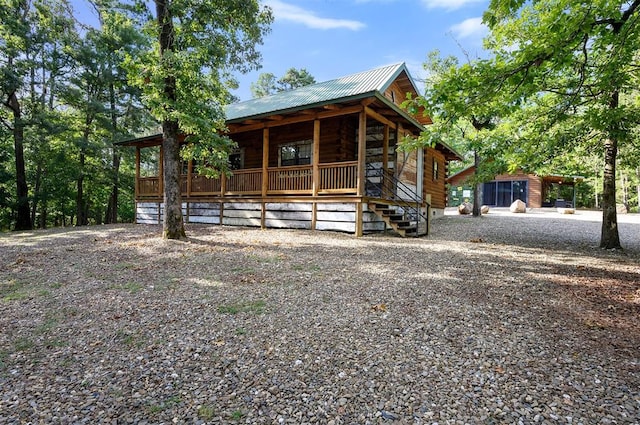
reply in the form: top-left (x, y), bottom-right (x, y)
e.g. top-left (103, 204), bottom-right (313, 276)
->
top-left (365, 163), bottom-right (429, 236)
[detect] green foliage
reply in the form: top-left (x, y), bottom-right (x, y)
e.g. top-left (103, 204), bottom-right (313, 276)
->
top-left (123, 0), bottom-right (273, 176)
top-left (0, 0), bottom-right (156, 230)
top-left (251, 67), bottom-right (316, 98)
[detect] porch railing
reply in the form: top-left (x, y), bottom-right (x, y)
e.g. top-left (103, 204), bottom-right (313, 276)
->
top-left (137, 161), bottom-right (358, 198)
top-left (268, 165), bottom-right (313, 194)
top-left (366, 163), bottom-right (429, 236)
top-left (226, 169), bottom-right (262, 195)
top-left (319, 161), bottom-right (357, 193)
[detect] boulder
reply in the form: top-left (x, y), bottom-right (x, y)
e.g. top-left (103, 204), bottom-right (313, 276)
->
top-left (557, 207), bottom-right (575, 214)
top-left (481, 205), bottom-right (490, 214)
top-left (458, 202), bottom-right (472, 215)
top-left (616, 204), bottom-right (628, 214)
top-left (510, 199), bottom-right (527, 213)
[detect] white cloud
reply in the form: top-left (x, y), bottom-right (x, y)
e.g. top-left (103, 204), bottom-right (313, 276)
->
top-left (449, 17), bottom-right (488, 39)
top-left (422, 0), bottom-right (486, 11)
top-left (266, 0), bottom-right (366, 31)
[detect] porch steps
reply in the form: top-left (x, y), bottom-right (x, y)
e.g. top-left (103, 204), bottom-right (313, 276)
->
top-left (368, 203), bottom-right (418, 237)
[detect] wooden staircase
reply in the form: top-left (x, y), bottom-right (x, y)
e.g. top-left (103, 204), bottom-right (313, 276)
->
top-left (368, 203), bottom-right (420, 237)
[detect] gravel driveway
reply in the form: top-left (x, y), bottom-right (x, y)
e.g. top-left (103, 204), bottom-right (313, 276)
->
top-left (1, 209), bottom-right (638, 424)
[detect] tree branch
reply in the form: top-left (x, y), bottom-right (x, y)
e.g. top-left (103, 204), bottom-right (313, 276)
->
top-left (0, 116), bottom-right (14, 131)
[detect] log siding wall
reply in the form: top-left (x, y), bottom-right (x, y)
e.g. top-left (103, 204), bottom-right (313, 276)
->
top-left (424, 148), bottom-right (447, 210)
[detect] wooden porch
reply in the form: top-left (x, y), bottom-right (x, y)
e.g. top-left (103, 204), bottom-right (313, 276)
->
top-left (137, 161), bottom-right (359, 199)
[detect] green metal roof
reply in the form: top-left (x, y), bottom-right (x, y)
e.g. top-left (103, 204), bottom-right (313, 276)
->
top-left (226, 62), bottom-right (415, 122)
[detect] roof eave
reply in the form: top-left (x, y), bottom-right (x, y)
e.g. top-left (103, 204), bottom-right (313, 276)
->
top-left (373, 94), bottom-right (463, 161)
top-left (115, 133), bottom-right (163, 146)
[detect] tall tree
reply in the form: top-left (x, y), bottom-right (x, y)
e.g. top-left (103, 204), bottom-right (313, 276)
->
top-left (479, 0), bottom-right (640, 249)
top-left (251, 67), bottom-right (315, 98)
top-left (250, 72), bottom-right (277, 98)
top-left (125, 0), bottom-right (272, 239)
top-left (404, 52), bottom-right (507, 217)
top-left (66, 5), bottom-right (150, 225)
top-left (1, 0), bottom-right (76, 230)
top-left (0, 0), bottom-right (33, 230)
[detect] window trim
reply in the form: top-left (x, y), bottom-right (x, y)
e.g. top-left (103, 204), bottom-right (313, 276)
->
top-left (432, 157), bottom-right (439, 181)
top-left (278, 139), bottom-right (313, 167)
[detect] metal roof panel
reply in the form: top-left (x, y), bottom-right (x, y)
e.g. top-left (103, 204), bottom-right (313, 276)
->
top-left (226, 63), bottom-right (408, 121)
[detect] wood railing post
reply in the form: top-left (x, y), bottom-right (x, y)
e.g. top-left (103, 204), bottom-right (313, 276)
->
top-left (356, 110), bottom-right (367, 237)
top-left (135, 146), bottom-right (140, 199)
top-left (186, 159), bottom-right (192, 197)
top-left (158, 145), bottom-right (164, 196)
top-left (262, 128), bottom-right (269, 197)
top-left (312, 120), bottom-right (320, 230)
top-left (261, 128), bottom-right (269, 229)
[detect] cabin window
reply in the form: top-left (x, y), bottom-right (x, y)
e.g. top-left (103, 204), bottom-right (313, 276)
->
top-left (278, 140), bottom-right (312, 166)
top-left (229, 148), bottom-right (244, 170)
top-left (432, 157), bottom-right (439, 181)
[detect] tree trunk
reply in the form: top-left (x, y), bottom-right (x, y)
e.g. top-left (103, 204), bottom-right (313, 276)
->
top-left (600, 133), bottom-right (621, 248)
top-left (31, 162), bottom-right (42, 226)
top-left (39, 199), bottom-right (47, 229)
top-left (636, 168), bottom-right (640, 212)
top-left (620, 172), bottom-right (629, 212)
top-left (8, 91), bottom-right (32, 231)
top-left (105, 80), bottom-right (120, 224)
top-left (105, 151), bottom-right (120, 224)
top-left (157, 0), bottom-right (185, 239)
top-left (76, 149), bottom-right (87, 226)
top-left (76, 125), bottom-right (90, 226)
top-left (162, 121), bottom-right (185, 239)
top-left (472, 150), bottom-right (481, 217)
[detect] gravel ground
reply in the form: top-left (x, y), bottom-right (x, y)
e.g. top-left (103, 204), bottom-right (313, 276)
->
top-left (0, 209), bottom-right (639, 424)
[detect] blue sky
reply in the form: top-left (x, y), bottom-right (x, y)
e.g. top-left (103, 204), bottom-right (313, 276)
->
top-left (70, 0), bottom-right (490, 101)
top-left (233, 0), bottom-right (490, 100)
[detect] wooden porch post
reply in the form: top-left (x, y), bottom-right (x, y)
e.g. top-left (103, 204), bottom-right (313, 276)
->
top-left (158, 146), bottom-right (164, 224)
top-left (158, 145), bottom-right (164, 197)
top-left (186, 159), bottom-right (192, 197)
top-left (261, 127), bottom-right (269, 229)
top-left (356, 110), bottom-right (367, 237)
top-left (135, 146), bottom-right (140, 200)
top-left (312, 119), bottom-right (320, 230)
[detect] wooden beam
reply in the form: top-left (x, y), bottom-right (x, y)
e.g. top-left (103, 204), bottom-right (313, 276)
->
top-left (355, 203), bottom-right (363, 237)
top-left (228, 105), bottom-right (364, 134)
top-left (356, 111), bottom-right (367, 197)
top-left (356, 111), bottom-right (366, 238)
top-left (312, 119), bottom-right (320, 230)
top-left (356, 111), bottom-right (367, 196)
top-left (261, 128), bottom-right (269, 230)
top-left (186, 159), bottom-right (192, 197)
top-left (365, 106), bottom-right (397, 129)
top-left (361, 98), bottom-right (376, 107)
top-left (158, 145), bottom-right (164, 196)
top-left (135, 146), bottom-right (140, 200)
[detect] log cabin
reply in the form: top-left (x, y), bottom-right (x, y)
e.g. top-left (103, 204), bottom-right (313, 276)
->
top-left (118, 63), bottom-right (461, 236)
